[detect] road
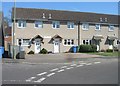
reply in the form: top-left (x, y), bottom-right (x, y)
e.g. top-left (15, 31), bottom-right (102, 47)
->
top-left (2, 56), bottom-right (118, 85)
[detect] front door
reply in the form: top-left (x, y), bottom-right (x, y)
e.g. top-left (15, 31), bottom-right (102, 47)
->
top-left (54, 40), bottom-right (59, 53)
top-left (35, 39), bottom-right (41, 53)
top-left (109, 40), bottom-right (113, 49)
top-left (96, 40), bottom-right (100, 51)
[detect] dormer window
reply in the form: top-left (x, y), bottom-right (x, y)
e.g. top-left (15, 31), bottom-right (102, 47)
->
top-left (100, 18), bottom-right (103, 22)
top-left (105, 18), bottom-right (108, 22)
top-left (34, 21), bottom-right (43, 28)
top-left (109, 25), bottom-right (114, 31)
top-left (49, 14), bottom-right (52, 19)
top-left (43, 13), bottom-right (45, 18)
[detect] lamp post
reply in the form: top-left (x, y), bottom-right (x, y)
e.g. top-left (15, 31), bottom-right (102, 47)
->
top-left (12, 0), bottom-right (16, 59)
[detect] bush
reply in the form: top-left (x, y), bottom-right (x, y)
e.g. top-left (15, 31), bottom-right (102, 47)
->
top-left (79, 45), bottom-right (92, 52)
top-left (101, 49), bottom-right (106, 52)
top-left (39, 48), bottom-right (48, 54)
top-left (91, 44), bottom-right (97, 52)
top-left (27, 50), bottom-right (34, 54)
top-left (106, 49), bottom-right (113, 52)
top-left (79, 45), bottom-right (97, 53)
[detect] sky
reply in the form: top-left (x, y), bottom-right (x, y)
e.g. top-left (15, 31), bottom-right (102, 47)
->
top-left (2, 2), bottom-right (118, 19)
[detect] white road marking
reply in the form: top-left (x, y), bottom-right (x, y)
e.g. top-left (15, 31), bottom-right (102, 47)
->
top-left (47, 73), bottom-right (55, 77)
top-left (26, 77), bottom-right (36, 82)
top-left (57, 69), bottom-right (65, 72)
top-left (66, 67), bottom-right (74, 70)
top-left (70, 64), bottom-right (77, 66)
top-left (37, 72), bottom-right (47, 76)
top-left (86, 63), bottom-right (92, 65)
top-left (94, 62), bottom-right (101, 64)
top-left (61, 66), bottom-right (67, 68)
top-left (76, 65), bottom-right (84, 67)
top-left (80, 63), bottom-right (87, 65)
top-left (50, 68), bottom-right (59, 72)
top-left (34, 77), bottom-right (46, 83)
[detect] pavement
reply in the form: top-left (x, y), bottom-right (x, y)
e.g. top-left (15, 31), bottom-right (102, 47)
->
top-left (2, 53), bottom-right (105, 64)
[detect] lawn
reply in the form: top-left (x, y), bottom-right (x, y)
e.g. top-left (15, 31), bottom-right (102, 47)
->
top-left (88, 52), bottom-right (119, 57)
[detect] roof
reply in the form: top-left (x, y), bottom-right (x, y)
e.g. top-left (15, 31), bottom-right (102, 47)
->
top-left (12, 8), bottom-right (118, 24)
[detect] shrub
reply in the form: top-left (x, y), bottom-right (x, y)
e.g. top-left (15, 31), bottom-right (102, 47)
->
top-left (79, 44), bottom-right (97, 53)
top-left (79, 45), bottom-right (92, 52)
top-left (27, 50), bottom-right (34, 54)
top-left (101, 49), bottom-right (106, 52)
top-left (106, 49), bottom-right (113, 52)
top-left (91, 44), bottom-right (97, 52)
top-left (39, 48), bottom-right (48, 54)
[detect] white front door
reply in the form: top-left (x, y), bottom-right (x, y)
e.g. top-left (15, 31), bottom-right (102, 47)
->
top-left (96, 40), bottom-right (100, 51)
top-left (54, 41), bottom-right (59, 53)
top-left (35, 39), bottom-right (41, 53)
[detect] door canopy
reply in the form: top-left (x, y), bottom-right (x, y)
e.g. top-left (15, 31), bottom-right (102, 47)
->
top-left (51, 34), bottom-right (62, 41)
top-left (107, 35), bottom-right (117, 40)
top-left (93, 35), bottom-right (104, 40)
top-left (30, 35), bottom-right (43, 44)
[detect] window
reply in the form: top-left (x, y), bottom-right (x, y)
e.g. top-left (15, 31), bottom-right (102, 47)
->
top-left (109, 25), bottom-right (114, 31)
top-left (34, 21), bottom-right (43, 28)
top-left (67, 22), bottom-right (74, 29)
top-left (82, 23), bottom-right (89, 30)
top-left (82, 40), bottom-right (92, 45)
top-left (17, 20), bottom-right (26, 28)
top-left (95, 24), bottom-right (101, 30)
top-left (52, 21), bottom-right (60, 29)
top-left (64, 39), bottom-right (74, 45)
top-left (17, 39), bottom-right (30, 46)
top-left (117, 40), bottom-right (120, 45)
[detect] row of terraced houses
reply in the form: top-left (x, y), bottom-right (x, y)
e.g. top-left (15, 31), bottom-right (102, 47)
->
top-left (12, 8), bottom-right (119, 54)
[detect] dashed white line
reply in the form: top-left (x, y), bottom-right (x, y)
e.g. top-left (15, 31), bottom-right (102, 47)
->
top-left (47, 73), bottom-right (55, 77)
top-left (61, 66), bottom-right (67, 68)
top-left (94, 62), bottom-right (101, 64)
top-left (37, 72), bottom-right (47, 76)
top-left (57, 69), bottom-right (65, 72)
top-left (86, 63), bottom-right (92, 65)
top-left (70, 64), bottom-right (77, 66)
top-left (66, 67), bottom-right (74, 70)
top-left (26, 77), bottom-right (36, 82)
top-left (34, 77), bottom-right (46, 83)
top-left (80, 63), bottom-right (87, 65)
top-left (50, 68), bottom-right (59, 72)
top-left (76, 65), bottom-right (84, 67)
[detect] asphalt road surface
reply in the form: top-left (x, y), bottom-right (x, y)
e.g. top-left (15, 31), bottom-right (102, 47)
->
top-left (2, 57), bottom-right (118, 84)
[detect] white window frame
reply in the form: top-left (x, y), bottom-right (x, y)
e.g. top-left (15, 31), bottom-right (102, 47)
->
top-left (95, 24), bottom-right (101, 30)
top-left (34, 21), bottom-right (43, 28)
top-left (17, 20), bottom-right (26, 28)
top-left (82, 23), bottom-right (89, 30)
top-left (52, 21), bottom-right (60, 29)
top-left (82, 39), bottom-right (91, 45)
top-left (63, 39), bottom-right (74, 46)
top-left (17, 39), bottom-right (30, 46)
top-left (109, 25), bottom-right (114, 31)
top-left (67, 22), bottom-right (74, 29)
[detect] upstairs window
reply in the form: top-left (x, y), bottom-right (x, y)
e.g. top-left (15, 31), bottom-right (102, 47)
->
top-left (52, 21), bottom-right (60, 29)
top-left (34, 21), bottom-right (43, 28)
top-left (95, 24), bottom-right (101, 30)
top-left (17, 20), bottom-right (26, 28)
top-left (67, 22), bottom-right (74, 29)
top-left (82, 23), bottom-right (89, 30)
top-left (109, 25), bottom-right (114, 31)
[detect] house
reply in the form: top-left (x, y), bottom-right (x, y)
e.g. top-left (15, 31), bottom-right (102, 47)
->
top-left (11, 8), bottom-right (119, 54)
